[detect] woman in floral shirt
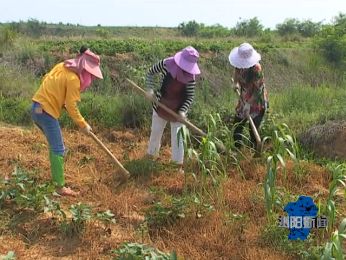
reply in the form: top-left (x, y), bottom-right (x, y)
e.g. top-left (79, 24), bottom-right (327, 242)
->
top-left (229, 43), bottom-right (268, 149)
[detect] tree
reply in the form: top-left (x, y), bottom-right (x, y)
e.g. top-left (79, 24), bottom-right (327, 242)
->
top-left (234, 17), bottom-right (263, 37)
top-left (276, 18), bottom-right (299, 36)
top-left (297, 20), bottom-right (321, 37)
top-left (333, 12), bottom-right (346, 36)
top-left (26, 18), bottom-right (45, 37)
top-left (178, 20), bottom-right (200, 37)
top-left (314, 13), bottom-right (346, 66)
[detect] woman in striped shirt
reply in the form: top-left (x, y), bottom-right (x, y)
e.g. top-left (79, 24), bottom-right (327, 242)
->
top-left (145, 46), bottom-right (200, 171)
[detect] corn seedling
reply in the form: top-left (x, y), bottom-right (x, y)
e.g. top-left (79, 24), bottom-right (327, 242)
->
top-left (263, 122), bottom-right (299, 217)
top-left (180, 114), bottom-right (227, 186)
top-left (321, 218), bottom-right (346, 260)
top-left (323, 163), bottom-right (346, 232)
top-left (179, 113), bottom-right (245, 211)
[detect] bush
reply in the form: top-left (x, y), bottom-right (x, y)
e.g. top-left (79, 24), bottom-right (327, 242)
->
top-left (314, 13), bottom-right (346, 66)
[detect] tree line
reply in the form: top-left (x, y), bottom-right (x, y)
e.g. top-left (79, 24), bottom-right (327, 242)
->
top-left (178, 16), bottom-right (342, 38)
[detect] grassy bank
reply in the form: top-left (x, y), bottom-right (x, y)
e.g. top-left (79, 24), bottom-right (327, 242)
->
top-left (0, 36), bottom-right (345, 134)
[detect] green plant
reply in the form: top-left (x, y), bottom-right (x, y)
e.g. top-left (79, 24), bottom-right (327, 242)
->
top-left (262, 122), bottom-right (299, 217)
top-left (315, 13), bottom-right (346, 66)
top-left (181, 114), bottom-right (227, 184)
top-left (0, 166), bottom-right (55, 210)
top-left (191, 195), bottom-right (215, 218)
top-left (321, 218), bottom-right (346, 260)
top-left (136, 221), bottom-right (149, 243)
top-left (95, 210), bottom-right (116, 224)
top-left (145, 196), bottom-right (187, 228)
top-left (0, 26), bottom-right (17, 48)
top-left (178, 20), bottom-right (200, 36)
top-left (0, 251), bottom-right (16, 260)
top-left (260, 222), bottom-right (323, 258)
top-left (16, 182), bottom-right (55, 210)
top-left (123, 158), bottom-right (161, 178)
top-left (180, 114), bottom-right (240, 211)
top-left (44, 197), bottom-right (116, 236)
top-left (119, 94), bottom-right (151, 129)
top-left (60, 203), bottom-right (92, 236)
top-left (323, 163), bottom-right (346, 232)
top-left (78, 155), bottom-right (95, 167)
top-left (224, 211), bottom-right (249, 239)
top-left (43, 196), bottom-right (67, 220)
top-left (0, 97), bottom-right (33, 126)
top-left (111, 242), bottom-right (177, 260)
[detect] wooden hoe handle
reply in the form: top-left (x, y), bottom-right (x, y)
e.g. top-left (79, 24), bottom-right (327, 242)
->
top-left (89, 131), bottom-right (130, 177)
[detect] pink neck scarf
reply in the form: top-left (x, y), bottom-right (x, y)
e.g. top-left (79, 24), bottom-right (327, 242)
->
top-left (164, 57), bottom-right (195, 84)
top-left (79, 70), bottom-right (93, 92)
top-left (64, 50), bottom-right (101, 92)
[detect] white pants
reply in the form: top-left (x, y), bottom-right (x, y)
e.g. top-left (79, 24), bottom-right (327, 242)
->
top-left (147, 111), bottom-right (184, 164)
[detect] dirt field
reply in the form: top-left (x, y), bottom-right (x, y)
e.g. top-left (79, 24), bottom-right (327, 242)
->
top-left (0, 125), bottom-right (341, 259)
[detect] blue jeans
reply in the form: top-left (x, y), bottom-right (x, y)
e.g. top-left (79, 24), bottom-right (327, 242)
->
top-left (31, 102), bottom-right (65, 156)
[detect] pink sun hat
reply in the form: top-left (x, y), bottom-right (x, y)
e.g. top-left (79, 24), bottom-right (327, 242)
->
top-left (174, 46), bottom-right (200, 75)
top-left (229, 42), bottom-right (261, 69)
top-left (65, 48), bottom-right (103, 79)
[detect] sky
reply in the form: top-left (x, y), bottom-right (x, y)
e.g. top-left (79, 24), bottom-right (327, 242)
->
top-left (1, 0), bottom-right (345, 29)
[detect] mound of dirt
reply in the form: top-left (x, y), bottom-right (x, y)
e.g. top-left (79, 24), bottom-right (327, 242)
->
top-left (299, 120), bottom-right (346, 159)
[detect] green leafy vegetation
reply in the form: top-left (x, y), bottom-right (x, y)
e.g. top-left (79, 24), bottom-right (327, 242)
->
top-left (0, 15), bottom-right (346, 259)
top-left (112, 242), bottom-right (177, 260)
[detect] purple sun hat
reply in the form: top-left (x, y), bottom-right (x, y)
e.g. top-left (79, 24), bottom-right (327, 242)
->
top-left (173, 46), bottom-right (201, 75)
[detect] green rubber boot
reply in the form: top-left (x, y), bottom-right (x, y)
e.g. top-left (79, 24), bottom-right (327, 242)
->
top-left (49, 151), bottom-right (65, 187)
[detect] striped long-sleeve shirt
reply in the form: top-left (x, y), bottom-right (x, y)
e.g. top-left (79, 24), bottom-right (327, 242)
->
top-left (146, 59), bottom-right (196, 113)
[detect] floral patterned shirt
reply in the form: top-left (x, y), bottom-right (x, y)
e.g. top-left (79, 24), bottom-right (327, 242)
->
top-left (234, 63), bottom-right (268, 119)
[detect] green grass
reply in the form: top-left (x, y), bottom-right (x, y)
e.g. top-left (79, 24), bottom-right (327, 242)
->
top-left (60, 92), bottom-right (151, 129)
top-left (0, 96), bottom-right (32, 125)
top-left (0, 34), bottom-right (345, 135)
top-left (270, 84), bottom-right (346, 133)
top-left (260, 222), bottom-right (324, 259)
top-left (2, 81), bottom-right (346, 136)
top-left (0, 64), bottom-right (37, 98)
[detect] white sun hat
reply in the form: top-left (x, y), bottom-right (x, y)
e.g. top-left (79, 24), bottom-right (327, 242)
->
top-left (228, 42), bottom-right (261, 69)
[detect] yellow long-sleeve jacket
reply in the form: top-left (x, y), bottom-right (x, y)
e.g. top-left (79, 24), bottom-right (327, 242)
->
top-left (32, 63), bottom-right (87, 128)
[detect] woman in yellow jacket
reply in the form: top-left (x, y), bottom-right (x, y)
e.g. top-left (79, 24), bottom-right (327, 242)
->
top-left (32, 47), bottom-right (103, 196)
